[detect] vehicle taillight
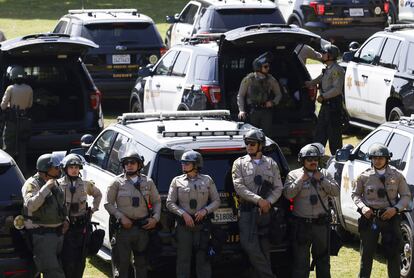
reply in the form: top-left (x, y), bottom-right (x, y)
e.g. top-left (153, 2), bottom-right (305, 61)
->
top-left (201, 85), bottom-right (221, 104)
top-left (384, 1), bottom-right (390, 13)
top-left (310, 1), bottom-right (325, 15)
top-left (307, 86), bottom-right (317, 101)
top-left (289, 198), bottom-right (294, 211)
top-left (90, 90), bottom-right (101, 110)
top-left (4, 269), bottom-right (29, 276)
top-left (160, 47), bottom-right (167, 56)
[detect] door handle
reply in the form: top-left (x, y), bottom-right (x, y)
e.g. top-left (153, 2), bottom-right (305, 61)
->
top-left (176, 85), bottom-right (182, 90)
top-left (384, 79), bottom-right (391, 83)
top-left (155, 84), bottom-right (161, 88)
top-left (288, 0), bottom-right (293, 3)
top-left (361, 74), bottom-right (368, 79)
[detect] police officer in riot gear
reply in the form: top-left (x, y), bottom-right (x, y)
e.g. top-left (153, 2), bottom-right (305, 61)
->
top-left (232, 129), bottom-right (283, 278)
top-left (237, 52), bottom-right (282, 136)
top-left (58, 153), bottom-right (102, 278)
top-left (105, 148), bottom-right (161, 278)
top-left (284, 143), bottom-right (339, 278)
top-left (21, 152), bottom-right (68, 278)
top-left (305, 44), bottom-right (345, 155)
top-left (352, 143), bottom-right (411, 278)
top-left (167, 150), bottom-right (220, 278)
top-left (1, 65), bottom-right (33, 173)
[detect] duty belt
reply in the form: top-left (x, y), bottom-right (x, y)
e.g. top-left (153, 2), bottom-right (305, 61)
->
top-left (131, 217), bottom-right (149, 228)
top-left (30, 225), bottom-right (63, 235)
top-left (247, 103), bottom-right (269, 111)
top-left (292, 215), bottom-right (329, 225)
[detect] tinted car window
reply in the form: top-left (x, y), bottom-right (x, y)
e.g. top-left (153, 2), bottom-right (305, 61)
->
top-left (406, 42), bottom-right (414, 74)
top-left (81, 23), bottom-right (161, 46)
top-left (171, 51), bottom-right (190, 77)
top-left (379, 38), bottom-right (401, 69)
top-left (210, 9), bottom-right (285, 31)
top-left (387, 133), bottom-right (410, 170)
top-left (0, 164), bottom-right (24, 201)
top-left (107, 133), bottom-right (130, 175)
top-left (54, 21), bottom-right (68, 33)
top-left (180, 4), bottom-right (199, 24)
top-left (356, 129), bottom-right (390, 161)
top-left (195, 55), bottom-right (218, 81)
top-left (155, 50), bottom-right (178, 75)
top-left (357, 36), bottom-right (383, 64)
top-left (90, 130), bottom-right (116, 168)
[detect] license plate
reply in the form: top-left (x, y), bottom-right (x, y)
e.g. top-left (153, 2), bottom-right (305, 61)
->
top-left (211, 208), bottom-right (238, 224)
top-left (349, 8), bottom-right (364, 16)
top-left (112, 54), bottom-right (131, 64)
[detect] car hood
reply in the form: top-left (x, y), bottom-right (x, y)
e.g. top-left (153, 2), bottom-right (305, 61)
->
top-left (218, 24), bottom-right (321, 54)
top-left (0, 33), bottom-right (98, 58)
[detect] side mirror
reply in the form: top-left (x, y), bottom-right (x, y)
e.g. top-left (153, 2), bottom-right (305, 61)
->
top-left (138, 66), bottom-right (153, 77)
top-left (166, 15), bottom-right (175, 23)
top-left (335, 148), bottom-right (352, 162)
top-left (342, 52), bottom-right (354, 63)
top-left (174, 13), bottom-right (180, 21)
top-left (80, 134), bottom-right (95, 149)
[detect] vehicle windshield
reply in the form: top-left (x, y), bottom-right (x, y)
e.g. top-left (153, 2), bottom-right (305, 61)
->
top-left (209, 8), bottom-right (285, 31)
top-left (82, 22), bottom-right (161, 46)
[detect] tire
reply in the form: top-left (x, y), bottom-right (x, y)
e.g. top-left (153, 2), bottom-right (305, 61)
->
top-left (400, 220), bottom-right (414, 278)
top-left (290, 19), bottom-right (301, 27)
top-left (388, 106), bottom-right (404, 121)
top-left (131, 97), bottom-right (143, 113)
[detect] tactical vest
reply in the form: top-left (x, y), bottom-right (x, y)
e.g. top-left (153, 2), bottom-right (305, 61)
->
top-left (29, 175), bottom-right (66, 225)
top-left (246, 73), bottom-right (273, 105)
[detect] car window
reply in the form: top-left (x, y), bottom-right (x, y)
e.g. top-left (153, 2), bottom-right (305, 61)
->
top-left (171, 51), bottom-right (190, 77)
top-left (180, 4), bottom-right (199, 24)
top-left (387, 133), bottom-right (410, 170)
top-left (379, 38), bottom-right (401, 69)
top-left (0, 164), bottom-right (24, 201)
top-left (155, 50), bottom-right (178, 75)
top-left (210, 8), bottom-right (285, 31)
top-left (356, 129), bottom-right (390, 162)
top-left (81, 22), bottom-right (161, 46)
top-left (89, 130), bottom-right (117, 168)
top-left (406, 42), bottom-right (414, 74)
top-left (356, 36), bottom-right (383, 64)
top-left (53, 20), bottom-right (68, 33)
top-left (195, 55), bottom-right (218, 81)
top-left (107, 133), bottom-right (130, 175)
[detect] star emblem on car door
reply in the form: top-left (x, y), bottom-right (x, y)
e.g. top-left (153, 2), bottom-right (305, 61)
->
top-left (346, 75), bottom-right (352, 91)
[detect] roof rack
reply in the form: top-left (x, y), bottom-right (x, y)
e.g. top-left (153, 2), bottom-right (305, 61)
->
top-left (182, 33), bottom-right (221, 45)
top-left (68, 9), bottom-right (138, 16)
top-left (118, 110), bottom-right (231, 125)
top-left (398, 114), bottom-right (414, 126)
top-left (385, 24), bottom-right (414, 32)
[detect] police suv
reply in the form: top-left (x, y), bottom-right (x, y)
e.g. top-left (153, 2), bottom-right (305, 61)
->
top-left (74, 110), bottom-right (291, 273)
top-left (326, 116), bottom-right (414, 277)
top-left (397, 0), bottom-right (414, 22)
top-left (342, 24), bottom-right (414, 130)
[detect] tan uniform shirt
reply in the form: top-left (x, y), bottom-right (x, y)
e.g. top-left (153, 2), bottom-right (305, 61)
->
top-left (352, 165), bottom-right (411, 212)
top-left (58, 176), bottom-right (102, 217)
top-left (105, 174), bottom-right (161, 221)
top-left (283, 168), bottom-right (339, 218)
top-left (1, 84), bottom-right (33, 110)
top-left (237, 72), bottom-right (282, 112)
top-left (167, 174), bottom-right (220, 217)
top-left (232, 154), bottom-right (283, 204)
top-left (296, 44), bottom-right (322, 64)
top-left (309, 63), bottom-right (344, 100)
top-left (22, 174), bottom-right (63, 228)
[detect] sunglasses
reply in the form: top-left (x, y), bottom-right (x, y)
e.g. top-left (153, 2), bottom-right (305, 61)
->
top-left (305, 157), bottom-right (319, 162)
top-left (245, 141), bottom-right (258, 147)
top-left (181, 161), bottom-right (193, 165)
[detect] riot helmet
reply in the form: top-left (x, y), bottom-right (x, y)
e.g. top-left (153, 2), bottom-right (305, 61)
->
top-left (243, 129), bottom-right (266, 145)
top-left (61, 153), bottom-right (85, 169)
top-left (297, 143), bottom-right (322, 163)
top-left (368, 143), bottom-right (392, 159)
top-left (321, 44), bottom-right (340, 60)
top-left (8, 66), bottom-right (26, 83)
top-left (120, 150), bottom-right (144, 166)
top-left (181, 150), bottom-right (203, 170)
top-left (36, 151), bottom-right (66, 177)
top-left (252, 52), bottom-right (273, 72)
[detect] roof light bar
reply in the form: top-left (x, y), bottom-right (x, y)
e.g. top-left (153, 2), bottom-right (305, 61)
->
top-left (162, 130), bottom-right (242, 138)
top-left (385, 24), bottom-right (414, 32)
top-left (68, 9), bottom-right (138, 14)
top-left (118, 110), bottom-right (230, 125)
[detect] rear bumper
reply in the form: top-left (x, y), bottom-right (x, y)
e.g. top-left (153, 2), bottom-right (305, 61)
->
top-left (268, 118), bottom-right (317, 146)
top-left (0, 257), bottom-right (36, 278)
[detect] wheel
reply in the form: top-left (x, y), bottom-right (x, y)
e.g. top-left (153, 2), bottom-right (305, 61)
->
top-left (131, 97), bottom-right (143, 113)
top-left (290, 19), bottom-right (301, 27)
top-left (388, 106), bottom-right (404, 121)
top-left (400, 220), bottom-right (414, 278)
top-left (341, 107), bottom-right (361, 135)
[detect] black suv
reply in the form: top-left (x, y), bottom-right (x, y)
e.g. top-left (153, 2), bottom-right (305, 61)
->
top-left (53, 9), bottom-right (165, 100)
top-left (277, 0), bottom-right (389, 46)
top-left (0, 150), bottom-right (36, 277)
top-left (132, 24), bottom-right (321, 152)
top-left (0, 33), bottom-right (104, 155)
top-left (73, 110), bottom-right (291, 275)
top-left (165, 0), bottom-right (285, 47)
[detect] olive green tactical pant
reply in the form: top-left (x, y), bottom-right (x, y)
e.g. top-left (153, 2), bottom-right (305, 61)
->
top-left (3, 119), bottom-right (31, 173)
top-left (175, 224), bottom-right (211, 278)
top-left (112, 226), bottom-right (149, 278)
top-left (239, 211), bottom-right (276, 278)
top-left (358, 216), bottom-right (401, 278)
top-left (291, 220), bottom-right (330, 278)
top-left (32, 233), bottom-right (65, 278)
top-left (249, 109), bottom-right (272, 137)
top-left (315, 105), bottom-right (342, 155)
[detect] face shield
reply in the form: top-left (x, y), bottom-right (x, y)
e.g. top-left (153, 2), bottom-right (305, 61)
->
top-left (50, 151), bottom-right (67, 167)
